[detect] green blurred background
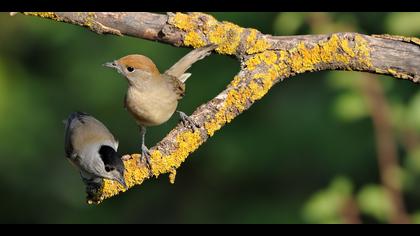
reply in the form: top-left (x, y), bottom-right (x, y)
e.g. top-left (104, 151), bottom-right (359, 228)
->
top-left (0, 12), bottom-right (419, 223)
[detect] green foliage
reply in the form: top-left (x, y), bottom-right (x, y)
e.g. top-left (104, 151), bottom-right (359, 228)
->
top-left (357, 185), bottom-right (394, 222)
top-left (404, 92), bottom-right (420, 131)
top-left (303, 177), bottom-right (353, 223)
top-left (273, 12), bottom-right (306, 35)
top-left (406, 147), bottom-right (420, 173)
top-left (327, 72), bottom-right (369, 122)
top-left (333, 91), bottom-right (369, 122)
top-left (411, 212), bottom-right (420, 224)
top-left (386, 12), bottom-right (420, 35)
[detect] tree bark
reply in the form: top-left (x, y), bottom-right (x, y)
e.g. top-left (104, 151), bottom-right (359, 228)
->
top-left (14, 12), bottom-right (420, 204)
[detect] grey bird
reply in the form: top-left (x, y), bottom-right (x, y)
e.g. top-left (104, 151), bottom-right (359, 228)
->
top-left (64, 112), bottom-right (127, 193)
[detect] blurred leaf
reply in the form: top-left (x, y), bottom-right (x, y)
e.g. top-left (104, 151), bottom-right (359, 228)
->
top-left (326, 71), bottom-right (362, 90)
top-left (405, 147), bottom-right (420, 174)
top-left (303, 176), bottom-right (353, 223)
top-left (333, 91), bottom-right (368, 122)
top-left (411, 212), bottom-right (420, 224)
top-left (334, 13), bottom-right (359, 30)
top-left (327, 70), bottom-right (369, 123)
top-left (357, 185), bottom-right (393, 222)
top-left (273, 12), bottom-right (306, 35)
top-left (306, 12), bottom-right (357, 34)
top-left (404, 92), bottom-right (420, 131)
top-left (389, 102), bottom-right (406, 130)
top-left (386, 12), bottom-right (420, 35)
top-left (331, 176), bottom-right (354, 194)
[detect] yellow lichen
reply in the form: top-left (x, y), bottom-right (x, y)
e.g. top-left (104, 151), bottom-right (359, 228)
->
top-left (98, 154), bottom-right (150, 203)
top-left (169, 12), bottom-right (203, 31)
top-left (170, 12), bottom-right (244, 55)
top-left (374, 68), bottom-right (412, 80)
top-left (373, 34), bottom-right (420, 46)
top-left (286, 34), bottom-right (372, 74)
top-left (230, 75), bottom-right (243, 87)
top-left (148, 131), bottom-right (202, 176)
top-left (204, 111), bottom-right (225, 137)
top-left (208, 22), bottom-right (244, 55)
top-left (375, 68), bottom-right (388, 74)
top-left (246, 29), bottom-right (271, 54)
top-left (23, 12), bottom-right (61, 21)
top-left (387, 68), bottom-right (412, 80)
top-left (411, 37), bottom-right (420, 46)
top-left (245, 51), bottom-right (278, 71)
top-left (92, 130), bottom-right (204, 203)
top-left (184, 31), bottom-right (207, 48)
top-left (169, 170), bottom-right (177, 184)
top-left (354, 35), bottom-right (373, 68)
top-left (340, 39), bottom-right (356, 57)
top-left (204, 76), bottom-right (274, 137)
top-left (83, 12), bottom-right (96, 29)
top-left (170, 13), bottom-right (273, 55)
top-left (246, 30), bottom-right (257, 46)
top-left (203, 34), bottom-right (374, 140)
top-left (388, 68), bottom-right (397, 75)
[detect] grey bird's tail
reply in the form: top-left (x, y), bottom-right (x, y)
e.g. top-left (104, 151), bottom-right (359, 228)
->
top-left (164, 44), bottom-right (217, 83)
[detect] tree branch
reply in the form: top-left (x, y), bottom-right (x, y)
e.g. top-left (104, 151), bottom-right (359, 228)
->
top-left (15, 12), bottom-right (420, 204)
top-left (359, 75), bottom-right (410, 224)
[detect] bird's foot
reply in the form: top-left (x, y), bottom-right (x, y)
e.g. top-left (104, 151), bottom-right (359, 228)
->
top-left (138, 144), bottom-right (153, 176)
top-left (177, 111), bottom-right (199, 131)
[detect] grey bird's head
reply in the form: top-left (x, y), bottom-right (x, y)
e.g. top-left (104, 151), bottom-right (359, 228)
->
top-left (98, 145), bottom-right (127, 188)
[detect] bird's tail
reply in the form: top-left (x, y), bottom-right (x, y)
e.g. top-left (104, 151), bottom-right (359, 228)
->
top-left (164, 44), bottom-right (217, 82)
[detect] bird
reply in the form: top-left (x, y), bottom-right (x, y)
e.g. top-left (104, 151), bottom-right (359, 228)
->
top-left (103, 44), bottom-right (217, 168)
top-left (64, 111), bottom-right (127, 193)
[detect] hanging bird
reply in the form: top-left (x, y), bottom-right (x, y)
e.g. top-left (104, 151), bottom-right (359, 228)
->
top-left (64, 111), bottom-right (127, 194)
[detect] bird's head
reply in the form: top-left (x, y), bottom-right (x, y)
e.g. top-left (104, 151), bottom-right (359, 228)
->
top-left (104, 55), bottom-right (160, 86)
top-left (98, 145), bottom-right (127, 189)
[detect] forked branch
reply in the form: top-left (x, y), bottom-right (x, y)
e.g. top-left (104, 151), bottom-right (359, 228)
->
top-left (15, 12), bottom-right (420, 204)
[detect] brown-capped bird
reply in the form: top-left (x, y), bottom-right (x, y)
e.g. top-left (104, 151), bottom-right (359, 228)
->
top-left (104, 44), bottom-right (217, 168)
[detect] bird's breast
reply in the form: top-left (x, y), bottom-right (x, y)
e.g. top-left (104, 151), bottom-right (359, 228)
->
top-left (126, 87), bottom-right (178, 126)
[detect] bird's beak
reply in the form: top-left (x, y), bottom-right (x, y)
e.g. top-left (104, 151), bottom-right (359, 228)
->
top-left (115, 176), bottom-right (128, 189)
top-left (103, 61), bottom-right (124, 75)
top-left (103, 61), bottom-right (118, 69)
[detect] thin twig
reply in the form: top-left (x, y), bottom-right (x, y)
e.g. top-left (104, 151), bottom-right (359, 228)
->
top-left (359, 75), bottom-right (410, 224)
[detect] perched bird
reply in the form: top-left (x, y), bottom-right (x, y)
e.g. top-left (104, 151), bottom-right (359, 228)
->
top-left (103, 44), bottom-right (217, 168)
top-left (64, 111), bottom-right (127, 192)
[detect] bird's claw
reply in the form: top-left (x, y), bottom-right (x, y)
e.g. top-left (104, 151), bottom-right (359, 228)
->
top-left (178, 111), bottom-right (199, 131)
top-left (138, 144), bottom-right (153, 176)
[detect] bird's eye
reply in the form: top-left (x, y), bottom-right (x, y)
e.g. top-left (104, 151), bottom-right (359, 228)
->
top-left (126, 66), bottom-right (134, 72)
top-left (105, 166), bottom-right (115, 172)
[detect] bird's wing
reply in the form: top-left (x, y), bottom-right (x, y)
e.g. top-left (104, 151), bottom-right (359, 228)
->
top-left (64, 112), bottom-right (87, 159)
top-left (164, 44), bottom-right (217, 82)
top-left (65, 112), bottom-right (118, 159)
top-left (164, 74), bottom-right (186, 100)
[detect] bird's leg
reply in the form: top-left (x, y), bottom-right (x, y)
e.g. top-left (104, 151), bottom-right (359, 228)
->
top-left (139, 126), bottom-right (152, 171)
top-left (177, 111), bottom-right (199, 131)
